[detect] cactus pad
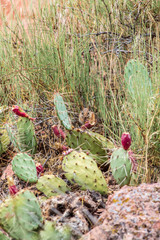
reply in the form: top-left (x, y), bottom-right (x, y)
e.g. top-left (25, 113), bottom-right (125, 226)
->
top-left (36, 175), bottom-right (70, 197)
top-left (0, 190), bottom-right (42, 240)
top-left (40, 221), bottom-right (71, 240)
top-left (17, 117), bottom-right (37, 154)
top-left (124, 59), bottom-right (152, 129)
top-left (0, 127), bottom-right (10, 156)
top-left (124, 59), bottom-right (152, 99)
top-left (66, 129), bottom-right (114, 164)
top-left (110, 148), bottom-right (132, 186)
top-left (0, 231), bottom-right (10, 240)
top-left (12, 153), bottom-right (37, 183)
top-left (62, 150), bottom-right (108, 195)
top-left (54, 93), bottom-right (72, 130)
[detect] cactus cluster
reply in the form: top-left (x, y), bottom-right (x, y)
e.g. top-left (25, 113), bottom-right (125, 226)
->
top-left (12, 153), bottom-right (37, 183)
top-left (0, 190), bottom-right (42, 240)
top-left (62, 150), bottom-right (108, 195)
top-left (36, 175), bottom-right (70, 197)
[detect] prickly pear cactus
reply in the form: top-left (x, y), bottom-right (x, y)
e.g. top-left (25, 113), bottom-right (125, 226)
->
top-left (54, 93), bottom-right (72, 130)
top-left (0, 231), bottom-right (10, 240)
top-left (66, 129), bottom-right (114, 164)
top-left (36, 175), bottom-right (70, 198)
top-left (110, 148), bottom-right (132, 186)
top-left (17, 117), bottom-right (37, 154)
top-left (0, 190), bottom-right (42, 240)
top-left (0, 127), bottom-right (10, 156)
top-left (5, 123), bottom-right (20, 151)
top-left (40, 221), bottom-right (71, 240)
top-left (0, 106), bottom-right (9, 123)
top-left (124, 60), bottom-right (153, 144)
top-left (62, 150), bottom-right (108, 195)
top-left (12, 153), bottom-right (37, 183)
top-left (124, 60), bottom-right (152, 103)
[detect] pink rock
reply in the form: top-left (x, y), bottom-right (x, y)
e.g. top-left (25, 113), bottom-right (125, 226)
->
top-left (82, 183), bottom-right (160, 240)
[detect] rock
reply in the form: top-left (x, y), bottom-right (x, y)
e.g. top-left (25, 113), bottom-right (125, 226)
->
top-left (81, 183), bottom-right (160, 240)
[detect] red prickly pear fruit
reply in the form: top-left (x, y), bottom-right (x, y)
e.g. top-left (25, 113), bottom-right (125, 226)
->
top-left (36, 163), bottom-right (44, 176)
top-left (12, 105), bottom-right (36, 121)
top-left (81, 121), bottom-right (94, 130)
top-left (52, 125), bottom-right (66, 140)
top-left (7, 177), bottom-right (18, 196)
top-left (121, 132), bottom-right (131, 150)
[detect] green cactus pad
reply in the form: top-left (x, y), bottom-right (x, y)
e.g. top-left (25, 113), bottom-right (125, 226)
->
top-left (124, 59), bottom-right (152, 129)
top-left (62, 150), bottom-right (108, 195)
top-left (0, 106), bottom-right (9, 123)
top-left (40, 221), bottom-right (71, 240)
top-left (66, 129), bottom-right (114, 164)
top-left (0, 190), bottom-right (42, 240)
top-left (110, 148), bottom-right (132, 186)
top-left (17, 117), bottom-right (37, 154)
top-left (5, 124), bottom-right (20, 151)
top-left (36, 175), bottom-right (70, 198)
top-left (0, 231), bottom-right (10, 240)
top-left (54, 93), bottom-right (72, 130)
top-left (124, 59), bottom-right (152, 99)
top-left (12, 153), bottom-right (37, 183)
top-left (0, 127), bottom-right (10, 156)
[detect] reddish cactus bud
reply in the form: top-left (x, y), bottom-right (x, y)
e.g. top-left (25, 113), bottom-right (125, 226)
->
top-left (36, 163), bottom-right (44, 176)
top-left (62, 148), bottom-right (73, 156)
top-left (61, 145), bottom-right (68, 151)
top-left (128, 150), bottom-right (138, 172)
top-left (51, 125), bottom-right (66, 140)
top-left (9, 185), bottom-right (18, 196)
top-left (81, 121), bottom-right (95, 130)
top-left (12, 105), bottom-right (36, 121)
top-left (121, 132), bottom-right (131, 150)
top-left (7, 177), bottom-right (18, 196)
